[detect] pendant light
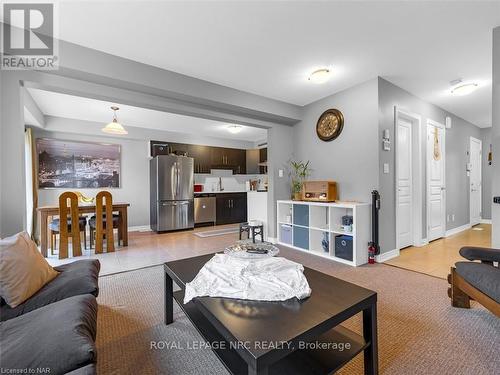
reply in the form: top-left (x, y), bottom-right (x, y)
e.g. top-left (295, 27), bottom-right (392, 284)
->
top-left (102, 106), bottom-right (128, 135)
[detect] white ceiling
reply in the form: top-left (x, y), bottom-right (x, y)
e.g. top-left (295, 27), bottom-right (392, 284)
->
top-left (57, 1), bottom-right (500, 128)
top-left (27, 88), bottom-right (268, 142)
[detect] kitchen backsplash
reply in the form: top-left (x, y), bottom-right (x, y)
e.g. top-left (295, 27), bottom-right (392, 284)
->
top-left (194, 170), bottom-right (268, 192)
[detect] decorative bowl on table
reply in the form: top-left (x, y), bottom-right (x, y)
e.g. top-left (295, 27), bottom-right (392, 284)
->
top-left (224, 240), bottom-right (279, 259)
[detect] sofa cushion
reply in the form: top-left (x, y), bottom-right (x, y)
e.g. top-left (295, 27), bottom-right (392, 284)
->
top-left (0, 232), bottom-right (59, 308)
top-left (0, 259), bottom-right (100, 321)
top-left (456, 262), bottom-right (500, 303)
top-left (0, 294), bottom-right (97, 375)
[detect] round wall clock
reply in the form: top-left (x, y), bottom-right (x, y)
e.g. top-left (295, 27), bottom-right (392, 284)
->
top-left (316, 109), bottom-right (344, 141)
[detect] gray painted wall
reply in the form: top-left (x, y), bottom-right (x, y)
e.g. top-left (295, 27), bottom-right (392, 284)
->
top-left (492, 26), bottom-right (500, 248)
top-left (481, 128), bottom-right (493, 220)
top-left (267, 124), bottom-right (294, 238)
top-left (378, 78), bottom-right (485, 253)
top-left (292, 79), bottom-right (379, 202)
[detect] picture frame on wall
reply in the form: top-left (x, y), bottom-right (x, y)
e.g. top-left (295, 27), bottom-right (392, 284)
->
top-left (36, 138), bottom-right (121, 189)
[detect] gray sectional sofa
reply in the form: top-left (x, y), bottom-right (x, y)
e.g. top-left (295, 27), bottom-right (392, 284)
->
top-left (0, 259), bottom-right (100, 374)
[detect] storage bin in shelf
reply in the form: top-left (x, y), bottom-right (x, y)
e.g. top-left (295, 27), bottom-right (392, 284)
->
top-left (333, 234), bottom-right (354, 262)
top-left (329, 207), bottom-right (354, 233)
top-left (293, 225), bottom-right (309, 250)
top-left (293, 204), bottom-right (309, 227)
top-left (309, 228), bottom-right (330, 255)
top-left (309, 204), bottom-right (329, 230)
top-left (279, 224), bottom-right (293, 245)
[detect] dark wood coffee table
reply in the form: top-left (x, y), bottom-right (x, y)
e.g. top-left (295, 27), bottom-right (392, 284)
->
top-left (164, 254), bottom-right (378, 375)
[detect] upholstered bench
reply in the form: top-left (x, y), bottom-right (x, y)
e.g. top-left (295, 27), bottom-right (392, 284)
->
top-left (448, 247), bottom-right (500, 317)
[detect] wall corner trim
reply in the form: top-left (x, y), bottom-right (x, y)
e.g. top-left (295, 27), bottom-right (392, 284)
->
top-left (375, 248), bottom-right (400, 263)
top-left (445, 223), bottom-right (472, 238)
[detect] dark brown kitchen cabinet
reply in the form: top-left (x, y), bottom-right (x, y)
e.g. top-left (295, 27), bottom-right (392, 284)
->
top-left (210, 147), bottom-right (246, 174)
top-left (150, 141), bottom-right (247, 174)
top-left (216, 193), bottom-right (247, 225)
top-left (188, 144), bottom-right (211, 174)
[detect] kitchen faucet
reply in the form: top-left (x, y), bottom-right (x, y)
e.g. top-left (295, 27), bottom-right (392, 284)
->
top-left (219, 177), bottom-right (224, 191)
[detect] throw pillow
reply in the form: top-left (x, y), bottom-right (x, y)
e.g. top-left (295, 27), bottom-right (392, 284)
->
top-left (0, 232), bottom-right (59, 307)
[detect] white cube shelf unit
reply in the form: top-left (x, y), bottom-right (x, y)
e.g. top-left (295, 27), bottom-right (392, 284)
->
top-left (276, 200), bottom-right (371, 266)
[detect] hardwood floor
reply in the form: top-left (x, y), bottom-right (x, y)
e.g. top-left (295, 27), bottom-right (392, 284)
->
top-left (385, 223), bottom-right (492, 279)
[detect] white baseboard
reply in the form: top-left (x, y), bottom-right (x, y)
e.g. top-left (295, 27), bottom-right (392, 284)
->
top-left (445, 223), bottom-right (471, 237)
top-left (128, 225), bottom-right (152, 232)
top-left (267, 237), bottom-right (277, 243)
top-left (480, 219), bottom-right (492, 224)
top-left (375, 249), bottom-right (399, 263)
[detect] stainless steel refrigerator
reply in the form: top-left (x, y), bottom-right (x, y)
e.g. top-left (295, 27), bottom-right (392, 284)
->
top-left (150, 155), bottom-right (194, 232)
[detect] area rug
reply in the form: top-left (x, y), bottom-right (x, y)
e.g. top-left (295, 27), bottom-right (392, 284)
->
top-left (193, 226), bottom-right (239, 238)
top-left (96, 246), bottom-right (500, 374)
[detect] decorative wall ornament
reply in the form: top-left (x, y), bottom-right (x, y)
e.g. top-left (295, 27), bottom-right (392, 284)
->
top-left (433, 127), bottom-right (441, 161)
top-left (316, 109), bottom-right (344, 141)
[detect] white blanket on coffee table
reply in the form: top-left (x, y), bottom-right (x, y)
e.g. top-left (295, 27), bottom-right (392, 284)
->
top-left (183, 254), bottom-right (311, 303)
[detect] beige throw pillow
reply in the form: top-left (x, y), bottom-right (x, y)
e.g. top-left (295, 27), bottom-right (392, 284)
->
top-left (0, 232), bottom-right (59, 308)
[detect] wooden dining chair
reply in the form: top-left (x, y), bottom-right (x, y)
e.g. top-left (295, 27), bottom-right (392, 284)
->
top-left (94, 191), bottom-right (115, 253)
top-left (58, 191), bottom-right (82, 259)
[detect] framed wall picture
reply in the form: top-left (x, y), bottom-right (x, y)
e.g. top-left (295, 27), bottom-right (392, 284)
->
top-left (36, 138), bottom-right (121, 189)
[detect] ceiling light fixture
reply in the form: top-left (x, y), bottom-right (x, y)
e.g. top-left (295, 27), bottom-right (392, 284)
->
top-left (450, 81), bottom-right (479, 96)
top-left (227, 125), bottom-right (242, 134)
top-left (102, 106), bottom-right (128, 135)
top-left (308, 68), bottom-right (331, 84)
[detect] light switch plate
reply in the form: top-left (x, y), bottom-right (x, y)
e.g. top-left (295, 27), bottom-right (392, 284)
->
top-left (383, 163), bottom-right (390, 174)
top-left (278, 169), bottom-right (284, 178)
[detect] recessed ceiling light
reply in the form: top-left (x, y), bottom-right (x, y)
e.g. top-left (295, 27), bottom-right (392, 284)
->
top-left (308, 68), bottom-right (331, 84)
top-left (451, 82), bottom-right (479, 96)
top-left (102, 106), bottom-right (128, 135)
top-left (227, 125), bottom-right (242, 134)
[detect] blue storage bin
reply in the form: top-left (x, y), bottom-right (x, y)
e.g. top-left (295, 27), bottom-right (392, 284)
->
top-left (293, 204), bottom-right (309, 227)
top-left (280, 224), bottom-right (293, 245)
top-left (293, 226), bottom-right (309, 250)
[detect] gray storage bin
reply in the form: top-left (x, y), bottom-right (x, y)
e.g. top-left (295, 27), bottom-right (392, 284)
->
top-left (280, 224), bottom-right (293, 245)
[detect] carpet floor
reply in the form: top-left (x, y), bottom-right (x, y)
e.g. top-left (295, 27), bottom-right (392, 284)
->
top-left (96, 246), bottom-right (500, 374)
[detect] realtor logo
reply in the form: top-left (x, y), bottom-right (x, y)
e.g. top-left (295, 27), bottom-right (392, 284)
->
top-left (1, 2), bottom-right (59, 70)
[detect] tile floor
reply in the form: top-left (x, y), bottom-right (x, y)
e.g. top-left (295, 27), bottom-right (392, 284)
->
top-left (46, 225), bottom-right (240, 275)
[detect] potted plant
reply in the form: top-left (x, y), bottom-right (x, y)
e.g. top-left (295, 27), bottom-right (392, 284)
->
top-left (289, 160), bottom-right (311, 200)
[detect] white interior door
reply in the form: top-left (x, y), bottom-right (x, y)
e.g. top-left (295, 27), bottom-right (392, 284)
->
top-left (397, 117), bottom-right (413, 248)
top-left (427, 121), bottom-right (446, 241)
top-left (469, 137), bottom-right (482, 225)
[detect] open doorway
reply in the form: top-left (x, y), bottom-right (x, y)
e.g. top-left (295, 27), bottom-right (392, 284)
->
top-left (23, 87), bottom-right (270, 273)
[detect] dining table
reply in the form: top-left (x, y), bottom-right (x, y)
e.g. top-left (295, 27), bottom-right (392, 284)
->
top-left (37, 202), bottom-right (130, 257)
